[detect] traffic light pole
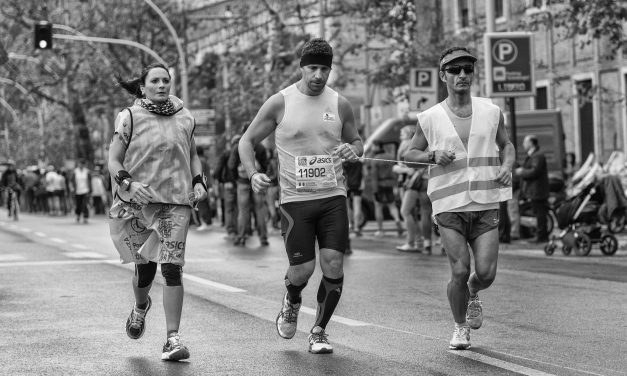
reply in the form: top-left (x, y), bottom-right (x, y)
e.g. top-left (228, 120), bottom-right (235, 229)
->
top-left (52, 34), bottom-right (168, 67)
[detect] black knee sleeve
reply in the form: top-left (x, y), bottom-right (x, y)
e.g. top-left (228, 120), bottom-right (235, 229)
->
top-left (161, 263), bottom-right (183, 286)
top-left (135, 262), bottom-right (158, 288)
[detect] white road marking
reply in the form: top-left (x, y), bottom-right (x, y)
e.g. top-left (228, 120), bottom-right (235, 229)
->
top-left (72, 244), bottom-right (90, 250)
top-left (183, 274), bottom-right (246, 293)
top-left (450, 351), bottom-right (556, 376)
top-left (301, 306), bottom-right (370, 326)
top-left (50, 237), bottom-right (66, 243)
top-left (34, 232), bottom-right (46, 237)
top-left (0, 259), bottom-right (116, 267)
top-left (19, 227), bottom-right (32, 233)
top-left (62, 251), bottom-right (107, 259)
top-left (0, 254), bottom-right (26, 261)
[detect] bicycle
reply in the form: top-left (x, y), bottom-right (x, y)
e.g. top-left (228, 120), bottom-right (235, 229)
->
top-left (1, 186), bottom-right (20, 221)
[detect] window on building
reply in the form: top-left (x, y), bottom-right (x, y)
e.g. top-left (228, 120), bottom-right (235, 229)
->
top-left (535, 86), bottom-right (548, 109)
top-left (458, 0), bottom-right (470, 28)
top-left (526, 0), bottom-right (550, 9)
top-left (494, 0), bottom-right (504, 18)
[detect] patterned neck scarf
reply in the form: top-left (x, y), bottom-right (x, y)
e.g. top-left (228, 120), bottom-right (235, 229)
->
top-left (139, 98), bottom-right (178, 116)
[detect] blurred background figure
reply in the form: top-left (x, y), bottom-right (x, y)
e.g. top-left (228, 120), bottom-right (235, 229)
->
top-left (343, 158), bottom-right (364, 237)
top-left (265, 147), bottom-right (280, 232)
top-left (516, 135), bottom-right (550, 243)
top-left (228, 135), bottom-right (269, 246)
top-left (395, 126), bottom-right (421, 252)
top-left (72, 159), bottom-right (92, 224)
top-left (370, 143), bottom-right (403, 238)
top-left (213, 135), bottom-right (240, 239)
top-left (91, 165), bottom-right (108, 215)
top-left (195, 146), bottom-right (213, 231)
top-left (0, 159), bottom-right (22, 218)
top-left (45, 165), bottom-right (62, 216)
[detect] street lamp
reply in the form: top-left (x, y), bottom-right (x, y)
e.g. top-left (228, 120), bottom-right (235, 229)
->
top-left (143, 0), bottom-right (189, 105)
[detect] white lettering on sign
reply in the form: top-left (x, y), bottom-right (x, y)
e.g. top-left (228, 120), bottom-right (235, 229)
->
top-left (492, 39), bottom-right (518, 65)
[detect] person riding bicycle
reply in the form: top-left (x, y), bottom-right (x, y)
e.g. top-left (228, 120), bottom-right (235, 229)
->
top-left (1, 159), bottom-right (23, 216)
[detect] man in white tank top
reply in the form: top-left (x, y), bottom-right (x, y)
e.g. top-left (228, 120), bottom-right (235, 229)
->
top-left (238, 38), bottom-right (363, 355)
top-left (404, 47), bottom-right (515, 350)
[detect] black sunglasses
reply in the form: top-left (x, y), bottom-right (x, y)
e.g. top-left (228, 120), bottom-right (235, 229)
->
top-left (443, 65), bottom-right (474, 75)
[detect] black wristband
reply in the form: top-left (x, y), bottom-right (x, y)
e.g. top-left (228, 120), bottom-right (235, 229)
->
top-left (115, 170), bottom-right (132, 185)
top-left (192, 173), bottom-right (208, 192)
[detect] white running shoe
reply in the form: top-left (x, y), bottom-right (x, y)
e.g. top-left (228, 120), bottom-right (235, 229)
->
top-left (276, 292), bottom-right (300, 339)
top-left (466, 296), bottom-right (483, 330)
top-left (161, 333), bottom-right (190, 361)
top-left (449, 326), bottom-right (471, 350)
top-left (308, 326), bottom-right (333, 354)
top-left (395, 243), bottom-right (420, 252)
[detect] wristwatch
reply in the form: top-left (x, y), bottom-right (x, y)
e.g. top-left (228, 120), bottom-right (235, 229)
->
top-left (120, 178), bottom-right (132, 191)
top-left (429, 151), bottom-right (436, 164)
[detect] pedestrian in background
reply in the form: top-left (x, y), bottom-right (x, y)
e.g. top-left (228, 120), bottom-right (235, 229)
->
top-left (213, 136), bottom-right (239, 239)
top-left (265, 147), bottom-right (280, 231)
top-left (343, 158), bottom-right (364, 237)
top-left (195, 146), bottom-right (213, 231)
top-left (515, 134), bottom-right (550, 243)
top-left (238, 38), bottom-right (363, 354)
top-left (395, 126), bottom-right (421, 252)
top-left (228, 138), bottom-right (269, 246)
top-left (404, 47), bottom-right (515, 350)
top-left (108, 62), bottom-right (207, 361)
top-left (90, 165), bottom-right (108, 215)
top-left (370, 143), bottom-right (403, 238)
top-left (72, 159), bottom-right (92, 224)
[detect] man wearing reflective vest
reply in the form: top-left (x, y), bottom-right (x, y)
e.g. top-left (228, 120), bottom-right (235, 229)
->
top-left (404, 47), bottom-right (515, 350)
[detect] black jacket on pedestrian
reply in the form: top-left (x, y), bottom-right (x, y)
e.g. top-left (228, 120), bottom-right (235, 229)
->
top-left (228, 143), bottom-right (268, 185)
top-left (520, 149), bottom-right (550, 200)
top-left (213, 150), bottom-right (237, 184)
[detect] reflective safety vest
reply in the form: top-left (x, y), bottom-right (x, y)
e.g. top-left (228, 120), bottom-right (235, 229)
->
top-left (418, 97), bottom-right (512, 215)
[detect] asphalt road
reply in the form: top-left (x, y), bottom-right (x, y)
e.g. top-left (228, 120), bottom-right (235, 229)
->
top-left (0, 211), bottom-right (626, 376)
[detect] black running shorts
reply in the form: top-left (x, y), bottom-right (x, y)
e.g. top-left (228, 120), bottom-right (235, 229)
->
top-left (279, 195), bottom-right (348, 265)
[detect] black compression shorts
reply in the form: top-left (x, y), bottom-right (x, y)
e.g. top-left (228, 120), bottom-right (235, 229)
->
top-left (279, 195), bottom-right (348, 265)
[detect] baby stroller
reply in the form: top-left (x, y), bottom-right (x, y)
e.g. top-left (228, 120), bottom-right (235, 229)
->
top-left (544, 162), bottom-right (625, 256)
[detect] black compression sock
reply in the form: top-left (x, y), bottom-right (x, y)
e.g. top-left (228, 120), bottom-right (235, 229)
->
top-left (285, 276), bottom-right (307, 304)
top-left (313, 275), bottom-right (344, 329)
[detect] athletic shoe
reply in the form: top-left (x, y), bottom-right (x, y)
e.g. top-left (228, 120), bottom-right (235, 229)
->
top-left (449, 326), bottom-right (471, 350)
top-left (374, 231), bottom-right (385, 238)
top-left (308, 326), bottom-right (333, 354)
top-left (276, 292), bottom-right (300, 339)
top-left (395, 243), bottom-right (420, 252)
top-left (126, 296), bottom-right (152, 339)
top-left (161, 333), bottom-right (190, 361)
top-left (466, 296), bottom-right (483, 329)
top-left (260, 238), bottom-right (269, 246)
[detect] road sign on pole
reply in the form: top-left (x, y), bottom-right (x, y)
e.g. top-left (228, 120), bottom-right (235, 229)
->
top-left (484, 32), bottom-right (535, 97)
top-left (409, 68), bottom-right (438, 112)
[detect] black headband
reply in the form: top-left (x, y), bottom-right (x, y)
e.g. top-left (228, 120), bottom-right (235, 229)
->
top-left (300, 53), bottom-right (332, 68)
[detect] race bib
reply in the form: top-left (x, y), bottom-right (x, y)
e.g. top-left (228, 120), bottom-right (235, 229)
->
top-left (294, 155), bottom-right (337, 191)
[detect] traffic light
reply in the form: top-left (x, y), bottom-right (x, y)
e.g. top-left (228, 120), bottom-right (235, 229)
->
top-left (34, 21), bottom-right (53, 50)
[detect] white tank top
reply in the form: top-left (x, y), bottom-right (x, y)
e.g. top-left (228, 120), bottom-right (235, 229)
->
top-left (275, 84), bottom-right (346, 204)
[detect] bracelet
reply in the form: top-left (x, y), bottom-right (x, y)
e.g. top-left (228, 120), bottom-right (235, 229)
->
top-left (115, 170), bottom-right (132, 185)
top-left (192, 173), bottom-right (208, 192)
